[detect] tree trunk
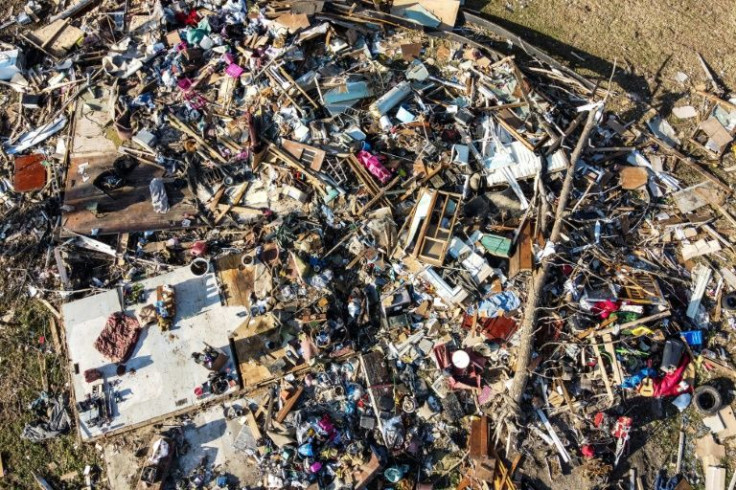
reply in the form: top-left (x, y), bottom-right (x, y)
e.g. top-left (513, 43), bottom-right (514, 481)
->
top-left (507, 105), bottom-right (602, 413)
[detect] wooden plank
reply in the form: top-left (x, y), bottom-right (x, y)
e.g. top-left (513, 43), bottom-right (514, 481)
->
top-left (469, 416), bottom-right (490, 459)
top-left (509, 220), bottom-right (532, 277)
top-left (601, 333), bottom-right (624, 385)
top-left (267, 145), bottom-right (327, 195)
top-left (47, 316), bottom-right (62, 355)
top-left (556, 377), bottom-right (578, 419)
top-left (592, 339), bottom-right (615, 404)
top-left (214, 182), bottom-right (249, 225)
top-left (357, 174), bottom-right (401, 216)
top-left (244, 408), bottom-right (263, 443)
top-left (263, 388), bottom-right (275, 432)
top-left (25, 19), bottom-right (84, 58)
top-left (207, 186), bottom-right (226, 212)
top-left (493, 453), bottom-right (517, 490)
top-left (275, 386), bottom-right (304, 423)
top-left (495, 111), bottom-right (536, 151)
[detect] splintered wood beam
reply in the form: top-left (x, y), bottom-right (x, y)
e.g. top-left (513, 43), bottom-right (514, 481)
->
top-left (214, 181), bottom-right (249, 225)
top-left (275, 385), bottom-right (303, 423)
top-left (592, 339), bottom-right (615, 403)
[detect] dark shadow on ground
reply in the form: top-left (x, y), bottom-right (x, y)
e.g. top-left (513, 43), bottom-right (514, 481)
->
top-left (461, 10), bottom-right (652, 97)
top-left (458, 9), bottom-right (697, 124)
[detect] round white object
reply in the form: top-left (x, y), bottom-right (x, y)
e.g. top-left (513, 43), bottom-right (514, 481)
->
top-left (452, 350), bottom-right (470, 370)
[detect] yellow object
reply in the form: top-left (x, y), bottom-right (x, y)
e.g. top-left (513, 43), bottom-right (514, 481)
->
top-left (638, 377), bottom-right (654, 396)
top-left (626, 326), bottom-right (654, 336)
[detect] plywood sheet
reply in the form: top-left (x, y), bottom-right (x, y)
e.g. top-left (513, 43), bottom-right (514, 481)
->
top-left (216, 254), bottom-right (253, 307)
top-left (391, 0), bottom-right (460, 28)
top-left (27, 19), bottom-right (84, 58)
top-left (62, 89), bottom-right (197, 236)
top-left (230, 316), bottom-right (301, 388)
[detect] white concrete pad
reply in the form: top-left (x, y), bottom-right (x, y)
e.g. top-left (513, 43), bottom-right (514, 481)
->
top-left (63, 267), bottom-right (249, 441)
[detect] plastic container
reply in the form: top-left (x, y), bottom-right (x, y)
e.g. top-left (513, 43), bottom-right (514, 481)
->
top-left (660, 338), bottom-right (685, 372)
top-left (190, 257), bottom-right (210, 277)
top-left (452, 350), bottom-right (470, 370)
top-left (681, 330), bottom-right (703, 346)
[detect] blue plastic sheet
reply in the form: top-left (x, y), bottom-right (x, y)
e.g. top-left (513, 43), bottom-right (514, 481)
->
top-left (467, 291), bottom-right (521, 318)
top-left (620, 368), bottom-right (657, 389)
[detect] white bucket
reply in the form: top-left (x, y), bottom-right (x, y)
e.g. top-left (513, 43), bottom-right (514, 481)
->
top-left (451, 350), bottom-right (470, 370)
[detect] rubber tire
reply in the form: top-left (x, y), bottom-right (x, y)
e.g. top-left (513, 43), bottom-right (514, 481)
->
top-left (722, 292), bottom-right (736, 310)
top-left (693, 385), bottom-right (722, 416)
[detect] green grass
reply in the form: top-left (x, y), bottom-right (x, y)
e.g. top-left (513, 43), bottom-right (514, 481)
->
top-left (0, 301), bottom-right (100, 488)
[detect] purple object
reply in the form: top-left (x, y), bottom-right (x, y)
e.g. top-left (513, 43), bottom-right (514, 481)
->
top-left (357, 150), bottom-right (392, 184)
top-left (225, 64), bottom-right (244, 78)
top-left (178, 78), bottom-right (193, 91)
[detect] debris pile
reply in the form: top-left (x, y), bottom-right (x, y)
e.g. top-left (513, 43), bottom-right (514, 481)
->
top-left (1, 0), bottom-right (736, 489)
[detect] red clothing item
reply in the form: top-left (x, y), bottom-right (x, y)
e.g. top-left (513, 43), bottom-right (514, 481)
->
top-left (653, 355), bottom-right (690, 397)
top-left (176, 9), bottom-right (200, 26)
top-left (581, 445), bottom-right (595, 459)
top-left (592, 300), bottom-right (619, 318)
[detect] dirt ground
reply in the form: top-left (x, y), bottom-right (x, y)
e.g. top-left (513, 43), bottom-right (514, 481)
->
top-left (467, 0), bottom-right (736, 113)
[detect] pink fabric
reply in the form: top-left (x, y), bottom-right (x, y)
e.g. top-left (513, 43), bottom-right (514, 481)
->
top-left (653, 355), bottom-right (690, 397)
top-left (357, 150), bottom-right (392, 185)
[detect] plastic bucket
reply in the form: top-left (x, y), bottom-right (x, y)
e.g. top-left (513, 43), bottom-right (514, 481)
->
top-left (452, 350), bottom-right (470, 370)
top-left (190, 257), bottom-right (210, 277)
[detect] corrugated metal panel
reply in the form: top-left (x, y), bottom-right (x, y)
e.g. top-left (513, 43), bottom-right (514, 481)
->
top-left (485, 146), bottom-right (566, 185)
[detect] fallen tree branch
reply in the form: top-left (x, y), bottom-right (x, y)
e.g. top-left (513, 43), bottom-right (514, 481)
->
top-left (507, 104), bottom-right (603, 417)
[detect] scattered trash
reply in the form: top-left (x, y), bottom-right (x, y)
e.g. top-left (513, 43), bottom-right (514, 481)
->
top-left (21, 393), bottom-right (71, 442)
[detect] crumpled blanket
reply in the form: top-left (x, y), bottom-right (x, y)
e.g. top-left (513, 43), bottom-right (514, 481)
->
top-left (466, 291), bottom-right (521, 318)
top-left (94, 312), bottom-right (141, 363)
top-left (357, 150), bottom-right (392, 184)
top-left (653, 355), bottom-right (690, 397)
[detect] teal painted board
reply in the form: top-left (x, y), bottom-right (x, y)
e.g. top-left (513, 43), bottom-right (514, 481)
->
top-left (479, 234), bottom-right (512, 258)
